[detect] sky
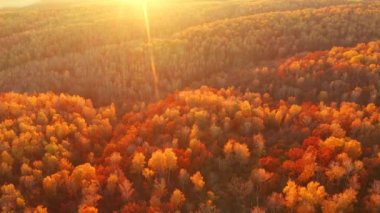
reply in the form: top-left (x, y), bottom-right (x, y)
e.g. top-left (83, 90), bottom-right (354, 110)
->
top-left (0, 0), bottom-right (40, 9)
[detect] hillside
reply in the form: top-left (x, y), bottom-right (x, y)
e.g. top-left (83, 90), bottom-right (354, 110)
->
top-left (0, 1), bottom-right (379, 109)
top-left (0, 93), bottom-right (115, 212)
top-left (102, 87), bottom-right (380, 212)
top-left (1, 0), bottom-right (380, 212)
top-left (0, 88), bottom-right (379, 212)
top-left (201, 40), bottom-right (380, 105)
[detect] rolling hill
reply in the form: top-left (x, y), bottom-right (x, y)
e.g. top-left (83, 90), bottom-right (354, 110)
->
top-left (0, 1), bottom-right (379, 109)
top-left (0, 0), bottom-right (380, 212)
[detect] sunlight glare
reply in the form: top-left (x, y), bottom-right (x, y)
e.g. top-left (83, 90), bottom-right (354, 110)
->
top-left (142, 0), bottom-right (160, 100)
top-left (122, 0), bottom-right (160, 100)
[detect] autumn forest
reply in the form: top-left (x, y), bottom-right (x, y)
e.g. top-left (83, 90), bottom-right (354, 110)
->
top-left (0, 0), bottom-right (380, 212)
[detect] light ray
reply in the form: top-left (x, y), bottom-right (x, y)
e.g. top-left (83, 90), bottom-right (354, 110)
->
top-left (142, 1), bottom-right (160, 100)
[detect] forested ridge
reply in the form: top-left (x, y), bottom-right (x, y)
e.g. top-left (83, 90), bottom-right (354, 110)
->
top-left (1, 1), bottom-right (380, 107)
top-left (1, 0), bottom-right (380, 212)
top-left (202, 40), bottom-right (380, 106)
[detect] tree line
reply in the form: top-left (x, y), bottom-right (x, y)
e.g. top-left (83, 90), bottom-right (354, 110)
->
top-left (1, 2), bottom-right (380, 110)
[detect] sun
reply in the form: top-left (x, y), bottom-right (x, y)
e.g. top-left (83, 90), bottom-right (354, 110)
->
top-left (117, 0), bottom-right (151, 4)
top-left (112, 0), bottom-right (172, 9)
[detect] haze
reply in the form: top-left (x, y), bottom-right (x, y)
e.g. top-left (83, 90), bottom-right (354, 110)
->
top-left (0, 0), bottom-right (40, 8)
top-left (0, 0), bottom-right (380, 212)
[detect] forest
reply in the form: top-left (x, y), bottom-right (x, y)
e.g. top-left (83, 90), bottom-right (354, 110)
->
top-left (0, 0), bottom-right (380, 212)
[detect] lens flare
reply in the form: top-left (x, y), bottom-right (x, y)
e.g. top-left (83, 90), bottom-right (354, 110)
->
top-left (142, 1), bottom-right (159, 100)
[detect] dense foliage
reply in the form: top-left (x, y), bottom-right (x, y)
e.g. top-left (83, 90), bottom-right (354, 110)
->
top-left (0, 0), bottom-right (350, 70)
top-left (99, 87), bottom-right (380, 212)
top-left (274, 40), bottom-right (380, 105)
top-left (0, 1), bottom-right (379, 108)
top-left (1, 0), bottom-right (380, 212)
top-left (202, 40), bottom-right (380, 106)
top-left (2, 88), bottom-right (379, 212)
top-left (0, 93), bottom-right (115, 212)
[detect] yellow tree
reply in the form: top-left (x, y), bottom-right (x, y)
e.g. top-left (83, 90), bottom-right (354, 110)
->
top-left (223, 139), bottom-right (250, 163)
top-left (148, 148), bottom-right (177, 175)
top-left (0, 184), bottom-right (25, 212)
top-left (322, 188), bottom-right (357, 213)
top-left (69, 163), bottom-right (101, 211)
top-left (190, 171), bottom-right (205, 191)
top-left (130, 152), bottom-right (146, 174)
top-left (170, 188), bottom-right (186, 209)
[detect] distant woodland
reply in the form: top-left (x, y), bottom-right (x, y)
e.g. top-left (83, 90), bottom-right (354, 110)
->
top-left (0, 0), bottom-right (380, 212)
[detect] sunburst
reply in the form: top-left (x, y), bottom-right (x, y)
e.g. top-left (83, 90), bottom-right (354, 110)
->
top-left (142, 0), bottom-right (160, 100)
